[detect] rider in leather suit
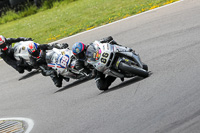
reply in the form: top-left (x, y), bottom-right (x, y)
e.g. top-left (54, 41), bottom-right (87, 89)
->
top-left (72, 36), bottom-right (126, 90)
top-left (0, 35), bottom-right (33, 73)
top-left (27, 42), bottom-right (69, 87)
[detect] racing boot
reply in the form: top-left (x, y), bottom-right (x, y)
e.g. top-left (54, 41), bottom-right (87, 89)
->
top-left (25, 66), bottom-right (32, 72)
top-left (16, 66), bottom-right (25, 74)
top-left (100, 36), bottom-right (121, 45)
top-left (100, 36), bottom-right (113, 43)
top-left (50, 74), bottom-right (63, 88)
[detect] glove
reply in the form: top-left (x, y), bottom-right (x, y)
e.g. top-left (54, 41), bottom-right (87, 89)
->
top-left (100, 36), bottom-right (113, 43)
top-left (38, 44), bottom-right (49, 50)
top-left (61, 43), bottom-right (69, 49)
top-left (51, 43), bottom-right (69, 49)
top-left (39, 66), bottom-right (47, 76)
top-left (25, 38), bottom-right (33, 41)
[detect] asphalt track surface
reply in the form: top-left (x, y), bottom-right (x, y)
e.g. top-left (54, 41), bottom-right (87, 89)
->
top-left (1, 0), bottom-right (200, 132)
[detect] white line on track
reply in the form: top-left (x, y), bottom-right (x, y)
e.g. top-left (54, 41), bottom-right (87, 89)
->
top-left (0, 117), bottom-right (34, 133)
top-left (0, 0), bottom-right (184, 62)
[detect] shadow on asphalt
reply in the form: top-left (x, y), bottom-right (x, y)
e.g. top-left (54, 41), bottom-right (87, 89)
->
top-left (54, 77), bottom-right (94, 93)
top-left (99, 76), bottom-right (144, 94)
top-left (55, 71), bottom-right (152, 94)
top-left (100, 71), bottom-right (153, 94)
top-left (18, 70), bottom-right (40, 81)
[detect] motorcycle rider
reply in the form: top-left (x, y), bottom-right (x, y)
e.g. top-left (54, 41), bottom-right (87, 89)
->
top-left (71, 42), bottom-right (92, 76)
top-left (27, 42), bottom-right (69, 87)
top-left (0, 35), bottom-right (33, 73)
top-left (72, 36), bottom-right (126, 90)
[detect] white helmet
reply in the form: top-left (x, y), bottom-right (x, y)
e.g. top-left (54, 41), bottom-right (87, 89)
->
top-left (0, 35), bottom-right (6, 48)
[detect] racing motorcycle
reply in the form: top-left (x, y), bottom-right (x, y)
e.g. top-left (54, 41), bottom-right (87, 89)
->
top-left (46, 48), bottom-right (93, 80)
top-left (13, 41), bottom-right (35, 70)
top-left (86, 40), bottom-right (149, 84)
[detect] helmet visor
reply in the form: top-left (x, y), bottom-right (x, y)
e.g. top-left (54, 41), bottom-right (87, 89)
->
top-left (75, 51), bottom-right (86, 60)
top-left (86, 43), bottom-right (101, 61)
top-left (31, 50), bottom-right (40, 58)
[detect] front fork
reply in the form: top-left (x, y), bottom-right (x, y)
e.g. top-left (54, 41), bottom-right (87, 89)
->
top-left (112, 45), bottom-right (143, 67)
top-left (115, 52), bottom-right (143, 69)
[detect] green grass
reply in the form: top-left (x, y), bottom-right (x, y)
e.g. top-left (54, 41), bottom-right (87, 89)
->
top-left (0, 0), bottom-right (77, 24)
top-left (0, 0), bottom-right (179, 44)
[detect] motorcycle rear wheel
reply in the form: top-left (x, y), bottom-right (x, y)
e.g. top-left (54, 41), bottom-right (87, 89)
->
top-left (119, 62), bottom-right (149, 78)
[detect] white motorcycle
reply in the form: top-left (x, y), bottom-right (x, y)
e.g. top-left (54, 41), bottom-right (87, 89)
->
top-left (46, 48), bottom-right (92, 80)
top-left (85, 40), bottom-right (149, 85)
top-left (13, 41), bottom-right (36, 71)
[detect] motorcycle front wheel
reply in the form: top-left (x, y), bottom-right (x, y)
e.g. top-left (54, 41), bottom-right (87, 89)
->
top-left (118, 62), bottom-right (149, 78)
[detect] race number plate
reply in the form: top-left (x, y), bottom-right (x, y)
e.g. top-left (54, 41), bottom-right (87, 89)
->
top-left (59, 55), bottom-right (69, 68)
top-left (100, 52), bottom-right (109, 64)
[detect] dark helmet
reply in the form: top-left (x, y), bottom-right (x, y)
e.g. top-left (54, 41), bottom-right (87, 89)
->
top-left (0, 35), bottom-right (7, 49)
top-left (72, 42), bottom-right (87, 60)
top-left (27, 42), bottom-right (41, 58)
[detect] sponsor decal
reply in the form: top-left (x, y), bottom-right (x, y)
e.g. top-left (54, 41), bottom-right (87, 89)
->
top-left (125, 59), bottom-right (129, 62)
top-left (107, 44), bottom-right (110, 50)
top-left (22, 46), bottom-right (25, 50)
top-left (0, 37), bottom-right (4, 44)
top-left (103, 45), bottom-right (105, 50)
top-left (61, 51), bottom-right (65, 55)
top-left (93, 53), bottom-right (96, 58)
top-left (29, 43), bottom-right (33, 50)
top-left (75, 48), bottom-right (80, 53)
top-left (116, 61), bottom-right (120, 67)
top-left (71, 65), bottom-right (75, 68)
top-left (59, 55), bottom-right (69, 68)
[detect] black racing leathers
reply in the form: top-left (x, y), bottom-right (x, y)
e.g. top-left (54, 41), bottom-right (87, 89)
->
top-left (74, 60), bottom-right (91, 76)
top-left (0, 37), bottom-right (33, 73)
top-left (94, 36), bottom-right (119, 90)
top-left (73, 36), bottom-right (118, 90)
top-left (74, 60), bottom-right (116, 90)
top-left (95, 71), bottom-right (116, 90)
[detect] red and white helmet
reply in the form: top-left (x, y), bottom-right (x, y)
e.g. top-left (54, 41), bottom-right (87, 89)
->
top-left (27, 42), bottom-right (41, 58)
top-left (0, 35), bottom-right (6, 48)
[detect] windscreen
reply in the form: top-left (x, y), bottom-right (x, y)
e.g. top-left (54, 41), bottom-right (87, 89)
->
top-left (86, 43), bottom-right (102, 61)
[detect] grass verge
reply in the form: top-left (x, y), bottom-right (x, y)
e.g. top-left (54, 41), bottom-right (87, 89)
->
top-left (0, 0), bottom-right (179, 44)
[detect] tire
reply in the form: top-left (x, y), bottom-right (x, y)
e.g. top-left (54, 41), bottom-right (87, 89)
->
top-left (96, 78), bottom-right (109, 91)
top-left (119, 62), bottom-right (149, 78)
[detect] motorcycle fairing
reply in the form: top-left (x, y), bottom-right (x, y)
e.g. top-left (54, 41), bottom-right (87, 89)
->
top-left (13, 41), bottom-right (36, 65)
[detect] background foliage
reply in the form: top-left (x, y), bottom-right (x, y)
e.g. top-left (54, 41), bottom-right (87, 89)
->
top-left (0, 0), bottom-right (179, 44)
